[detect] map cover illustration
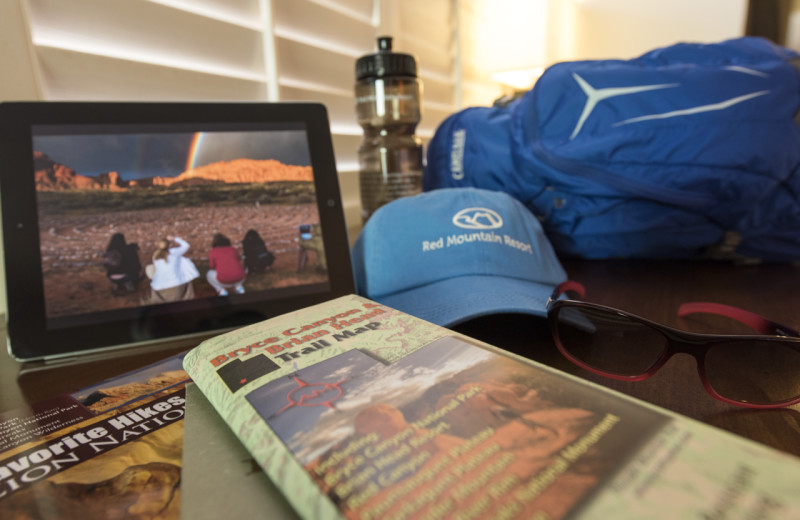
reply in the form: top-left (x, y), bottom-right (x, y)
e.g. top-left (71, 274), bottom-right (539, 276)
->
top-left (248, 336), bottom-right (667, 519)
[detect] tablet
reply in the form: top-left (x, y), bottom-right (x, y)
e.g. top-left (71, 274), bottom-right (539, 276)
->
top-left (0, 102), bottom-right (354, 362)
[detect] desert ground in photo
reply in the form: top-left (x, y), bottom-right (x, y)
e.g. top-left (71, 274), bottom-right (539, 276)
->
top-left (38, 202), bottom-right (326, 318)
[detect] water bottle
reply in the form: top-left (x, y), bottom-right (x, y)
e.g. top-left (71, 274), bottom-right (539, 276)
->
top-left (355, 36), bottom-right (423, 222)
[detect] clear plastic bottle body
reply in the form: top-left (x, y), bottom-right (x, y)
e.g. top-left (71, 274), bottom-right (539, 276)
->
top-left (356, 76), bottom-right (423, 222)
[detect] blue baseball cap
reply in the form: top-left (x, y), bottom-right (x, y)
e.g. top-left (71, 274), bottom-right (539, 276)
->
top-left (351, 187), bottom-right (568, 327)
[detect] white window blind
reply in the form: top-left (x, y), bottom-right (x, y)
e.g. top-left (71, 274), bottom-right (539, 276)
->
top-left (24, 0), bottom-right (271, 101)
top-left (272, 0), bottom-right (378, 227)
top-left (376, 0), bottom-right (459, 138)
top-left (9, 0), bottom-right (495, 231)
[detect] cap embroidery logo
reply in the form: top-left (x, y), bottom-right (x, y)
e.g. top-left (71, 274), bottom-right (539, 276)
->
top-left (452, 207), bottom-right (503, 229)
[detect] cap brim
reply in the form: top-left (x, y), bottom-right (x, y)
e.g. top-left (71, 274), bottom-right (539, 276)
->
top-left (375, 274), bottom-right (557, 328)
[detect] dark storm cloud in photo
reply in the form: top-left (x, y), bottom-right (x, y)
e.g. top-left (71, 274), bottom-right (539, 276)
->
top-left (33, 130), bottom-right (311, 181)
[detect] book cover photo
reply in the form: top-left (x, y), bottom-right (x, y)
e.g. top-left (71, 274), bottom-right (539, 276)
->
top-left (0, 353), bottom-right (190, 520)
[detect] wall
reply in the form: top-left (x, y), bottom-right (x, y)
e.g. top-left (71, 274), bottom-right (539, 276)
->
top-left (566, 0), bottom-right (748, 61)
top-left (0, 1), bottom-right (40, 101)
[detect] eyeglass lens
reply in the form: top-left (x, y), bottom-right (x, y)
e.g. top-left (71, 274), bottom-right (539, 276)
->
top-left (704, 341), bottom-right (800, 405)
top-left (554, 306), bottom-right (800, 405)
top-left (554, 306), bottom-right (667, 376)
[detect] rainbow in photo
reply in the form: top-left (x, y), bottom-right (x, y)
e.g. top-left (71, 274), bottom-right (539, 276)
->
top-left (185, 132), bottom-right (205, 174)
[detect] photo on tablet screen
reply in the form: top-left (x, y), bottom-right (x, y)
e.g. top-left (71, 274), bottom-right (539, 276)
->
top-left (33, 124), bottom-right (329, 329)
top-left (1, 103), bottom-right (354, 362)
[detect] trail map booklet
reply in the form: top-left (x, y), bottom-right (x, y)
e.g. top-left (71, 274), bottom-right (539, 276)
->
top-left (180, 383), bottom-right (299, 520)
top-left (183, 295), bottom-right (800, 520)
top-left (0, 353), bottom-right (189, 519)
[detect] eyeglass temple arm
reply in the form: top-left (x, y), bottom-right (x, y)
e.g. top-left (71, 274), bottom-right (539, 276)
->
top-left (553, 280), bottom-right (586, 300)
top-left (677, 302), bottom-right (800, 337)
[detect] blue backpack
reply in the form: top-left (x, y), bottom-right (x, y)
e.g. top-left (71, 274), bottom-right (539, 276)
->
top-left (424, 37), bottom-right (800, 262)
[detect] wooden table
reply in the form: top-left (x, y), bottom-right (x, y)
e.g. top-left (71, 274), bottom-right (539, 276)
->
top-left (2, 259), bottom-right (799, 456)
top-left (455, 259), bottom-right (800, 457)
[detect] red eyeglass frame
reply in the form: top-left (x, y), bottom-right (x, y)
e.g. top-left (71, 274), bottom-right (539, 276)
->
top-left (545, 281), bottom-right (800, 409)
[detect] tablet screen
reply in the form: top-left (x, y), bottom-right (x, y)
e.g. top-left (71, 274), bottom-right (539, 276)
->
top-left (1, 103), bottom-right (354, 361)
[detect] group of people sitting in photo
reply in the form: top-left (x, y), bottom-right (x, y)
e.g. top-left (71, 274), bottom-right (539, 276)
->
top-left (102, 229), bottom-right (275, 304)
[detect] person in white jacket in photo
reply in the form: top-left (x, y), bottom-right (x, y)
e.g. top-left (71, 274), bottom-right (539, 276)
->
top-left (148, 236), bottom-right (199, 304)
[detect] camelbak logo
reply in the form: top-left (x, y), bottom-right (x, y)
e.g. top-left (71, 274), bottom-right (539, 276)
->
top-left (452, 207), bottom-right (503, 229)
top-left (450, 129), bottom-right (466, 180)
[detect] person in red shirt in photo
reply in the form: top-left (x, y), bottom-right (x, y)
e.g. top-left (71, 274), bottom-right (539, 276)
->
top-left (206, 233), bottom-right (247, 296)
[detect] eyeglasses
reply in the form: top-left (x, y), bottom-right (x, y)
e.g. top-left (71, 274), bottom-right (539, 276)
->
top-left (546, 281), bottom-right (800, 409)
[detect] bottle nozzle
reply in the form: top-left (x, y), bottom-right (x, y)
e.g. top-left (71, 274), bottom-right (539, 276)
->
top-left (377, 36), bottom-right (393, 52)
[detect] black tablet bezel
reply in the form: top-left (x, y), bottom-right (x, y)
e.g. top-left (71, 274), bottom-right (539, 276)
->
top-left (0, 102), bottom-right (354, 362)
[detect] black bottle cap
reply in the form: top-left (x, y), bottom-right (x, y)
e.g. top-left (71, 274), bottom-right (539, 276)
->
top-left (356, 36), bottom-right (417, 80)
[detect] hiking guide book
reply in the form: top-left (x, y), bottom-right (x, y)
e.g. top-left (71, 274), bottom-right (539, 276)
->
top-left (0, 354), bottom-right (190, 519)
top-left (182, 295), bottom-right (800, 519)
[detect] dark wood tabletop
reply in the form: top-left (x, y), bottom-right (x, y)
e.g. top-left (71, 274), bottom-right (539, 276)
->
top-left (1, 258), bottom-right (799, 457)
top-left (455, 259), bottom-right (800, 457)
